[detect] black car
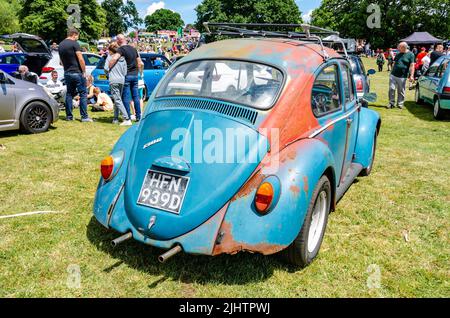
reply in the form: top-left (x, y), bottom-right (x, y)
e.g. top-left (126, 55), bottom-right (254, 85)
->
top-left (0, 33), bottom-right (52, 76)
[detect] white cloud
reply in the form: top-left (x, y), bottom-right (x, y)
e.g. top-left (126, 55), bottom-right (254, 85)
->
top-left (302, 9), bottom-right (313, 23)
top-left (146, 1), bottom-right (165, 16)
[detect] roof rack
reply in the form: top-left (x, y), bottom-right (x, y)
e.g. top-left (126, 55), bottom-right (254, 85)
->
top-left (203, 22), bottom-right (340, 60)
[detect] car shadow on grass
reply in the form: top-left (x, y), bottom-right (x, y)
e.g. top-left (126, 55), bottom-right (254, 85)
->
top-left (404, 101), bottom-right (450, 122)
top-left (86, 217), bottom-right (299, 286)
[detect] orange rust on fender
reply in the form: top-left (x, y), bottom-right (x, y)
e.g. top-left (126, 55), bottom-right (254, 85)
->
top-left (231, 171), bottom-right (266, 201)
top-left (303, 176), bottom-right (309, 193)
top-left (290, 185), bottom-right (300, 195)
top-left (212, 221), bottom-right (286, 256)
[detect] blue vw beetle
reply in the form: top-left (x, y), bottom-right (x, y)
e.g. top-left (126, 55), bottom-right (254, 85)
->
top-left (93, 24), bottom-right (381, 267)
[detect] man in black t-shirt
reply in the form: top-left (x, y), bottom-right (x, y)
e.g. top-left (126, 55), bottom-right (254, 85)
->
top-left (430, 44), bottom-right (444, 67)
top-left (108, 34), bottom-right (144, 121)
top-left (58, 28), bottom-right (92, 122)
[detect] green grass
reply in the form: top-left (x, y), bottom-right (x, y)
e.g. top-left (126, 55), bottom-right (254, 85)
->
top-left (0, 58), bottom-right (449, 298)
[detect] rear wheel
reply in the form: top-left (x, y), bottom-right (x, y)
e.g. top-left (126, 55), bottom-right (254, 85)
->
top-left (143, 85), bottom-right (149, 102)
top-left (281, 175), bottom-right (331, 267)
top-left (415, 86), bottom-right (424, 105)
top-left (434, 98), bottom-right (445, 120)
top-left (20, 102), bottom-right (52, 134)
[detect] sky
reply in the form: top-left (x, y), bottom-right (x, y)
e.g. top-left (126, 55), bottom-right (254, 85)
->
top-left (132, 0), bottom-right (322, 25)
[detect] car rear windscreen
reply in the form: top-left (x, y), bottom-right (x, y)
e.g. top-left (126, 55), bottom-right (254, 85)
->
top-left (156, 60), bottom-right (284, 109)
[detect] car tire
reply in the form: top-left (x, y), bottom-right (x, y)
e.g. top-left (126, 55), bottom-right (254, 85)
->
top-left (360, 133), bottom-right (377, 177)
top-left (281, 175), bottom-right (331, 268)
top-left (415, 86), bottom-right (424, 105)
top-left (433, 98), bottom-right (445, 120)
top-left (20, 101), bottom-right (52, 134)
top-left (143, 85), bottom-right (149, 102)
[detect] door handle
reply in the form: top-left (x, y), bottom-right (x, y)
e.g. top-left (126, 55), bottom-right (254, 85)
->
top-left (347, 118), bottom-right (353, 125)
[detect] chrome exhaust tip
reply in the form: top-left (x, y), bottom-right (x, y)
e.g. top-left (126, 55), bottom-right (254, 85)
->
top-left (111, 232), bottom-right (133, 247)
top-left (158, 245), bottom-right (183, 263)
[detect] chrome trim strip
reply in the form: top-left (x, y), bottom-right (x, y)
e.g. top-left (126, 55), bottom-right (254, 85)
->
top-left (309, 106), bottom-right (360, 139)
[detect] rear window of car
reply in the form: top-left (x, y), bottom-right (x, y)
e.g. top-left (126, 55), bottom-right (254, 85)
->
top-left (83, 54), bottom-right (101, 66)
top-left (17, 39), bottom-right (48, 54)
top-left (156, 60), bottom-right (284, 109)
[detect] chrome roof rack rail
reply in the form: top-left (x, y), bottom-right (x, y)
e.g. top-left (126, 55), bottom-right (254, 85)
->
top-left (203, 22), bottom-right (340, 60)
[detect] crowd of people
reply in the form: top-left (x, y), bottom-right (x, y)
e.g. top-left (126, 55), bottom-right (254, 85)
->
top-left (382, 42), bottom-right (449, 109)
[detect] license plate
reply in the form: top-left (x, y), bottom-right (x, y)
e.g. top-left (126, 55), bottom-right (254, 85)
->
top-left (99, 75), bottom-right (107, 80)
top-left (137, 170), bottom-right (189, 214)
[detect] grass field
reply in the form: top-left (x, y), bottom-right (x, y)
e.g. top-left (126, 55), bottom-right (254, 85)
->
top-left (0, 58), bottom-right (449, 298)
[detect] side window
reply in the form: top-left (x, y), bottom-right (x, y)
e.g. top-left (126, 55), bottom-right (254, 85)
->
top-left (427, 63), bottom-right (440, 77)
top-left (437, 61), bottom-right (448, 78)
top-left (312, 64), bottom-right (341, 117)
top-left (84, 55), bottom-right (101, 66)
top-left (340, 63), bottom-right (355, 104)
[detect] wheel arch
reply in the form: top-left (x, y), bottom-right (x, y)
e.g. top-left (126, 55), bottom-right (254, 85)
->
top-left (19, 99), bottom-right (54, 130)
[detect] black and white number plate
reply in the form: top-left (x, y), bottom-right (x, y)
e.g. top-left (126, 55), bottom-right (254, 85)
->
top-left (137, 170), bottom-right (190, 214)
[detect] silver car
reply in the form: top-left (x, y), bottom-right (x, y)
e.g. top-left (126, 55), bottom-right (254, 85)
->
top-left (0, 70), bottom-right (59, 133)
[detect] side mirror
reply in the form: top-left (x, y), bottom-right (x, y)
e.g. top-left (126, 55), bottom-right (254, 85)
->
top-left (367, 69), bottom-right (376, 76)
top-left (361, 92), bottom-right (377, 103)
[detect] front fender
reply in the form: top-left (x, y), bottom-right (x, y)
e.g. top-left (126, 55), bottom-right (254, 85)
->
top-left (93, 125), bottom-right (139, 228)
top-left (213, 138), bottom-right (336, 256)
top-left (354, 107), bottom-right (381, 169)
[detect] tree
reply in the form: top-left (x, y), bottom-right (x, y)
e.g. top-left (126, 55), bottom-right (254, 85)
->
top-left (311, 0), bottom-right (450, 48)
top-left (0, 0), bottom-right (21, 34)
top-left (144, 8), bottom-right (185, 32)
top-left (195, 0), bottom-right (303, 32)
top-left (19, 0), bottom-right (107, 42)
top-left (101, 0), bottom-right (143, 36)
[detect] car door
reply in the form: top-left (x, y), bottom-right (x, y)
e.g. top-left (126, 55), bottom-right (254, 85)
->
top-left (311, 62), bottom-right (348, 183)
top-left (0, 71), bottom-right (17, 127)
top-left (0, 55), bottom-right (21, 75)
top-left (338, 61), bottom-right (360, 182)
top-left (423, 62), bottom-right (441, 101)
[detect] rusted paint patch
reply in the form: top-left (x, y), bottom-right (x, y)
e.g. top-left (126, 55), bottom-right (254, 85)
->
top-left (290, 185), bottom-right (300, 194)
top-left (303, 176), bottom-right (309, 194)
top-left (231, 172), bottom-right (265, 201)
top-left (212, 222), bottom-right (286, 256)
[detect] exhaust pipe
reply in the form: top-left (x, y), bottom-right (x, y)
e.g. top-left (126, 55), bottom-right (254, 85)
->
top-left (111, 232), bottom-right (133, 247)
top-left (158, 245), bottom-right (183, 263)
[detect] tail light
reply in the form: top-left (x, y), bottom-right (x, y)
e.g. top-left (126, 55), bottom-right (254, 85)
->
top-left (101, 156), bottom-right (114, 181)
top-left (444, 86), bottom-right (450, 94)
top-left (42, 67), bottom-right (55, 73)
top-left (356, 77), bottom-right (364, 92)
top-left (255, 182), bottom-right (274, 214)
top-left (39, 76), bottom-right (48, 80)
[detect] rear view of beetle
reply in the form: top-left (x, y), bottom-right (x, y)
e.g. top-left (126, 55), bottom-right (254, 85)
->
top-left (93, 24), bottom-right (381, 268)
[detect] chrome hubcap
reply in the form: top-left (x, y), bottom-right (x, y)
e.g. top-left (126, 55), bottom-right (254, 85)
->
top-left (308, 190), bottom-right (328, 253)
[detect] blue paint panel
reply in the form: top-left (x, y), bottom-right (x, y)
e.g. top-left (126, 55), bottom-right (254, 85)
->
top-left (354, 107), bottom-right (380, 169)
top-left (123, 109), bottom-right (269, 241)
top-left (219, 139), bottom-right (336, 254)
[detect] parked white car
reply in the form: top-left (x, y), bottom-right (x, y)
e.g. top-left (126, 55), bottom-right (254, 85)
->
top-left (38, 52), bottom-right (102, 85)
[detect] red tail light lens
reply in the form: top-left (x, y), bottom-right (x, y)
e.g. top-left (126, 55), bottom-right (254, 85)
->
top-left (42, 67), bottom-right (55, 73)
top-left (101, 156), bottom-right (114, 180)
top-left (356, 77), bottom-right (364, 92)
top-left (444, 86), bottom-right (450, 93)
top-left (255, 182), bottom-right (274, 214)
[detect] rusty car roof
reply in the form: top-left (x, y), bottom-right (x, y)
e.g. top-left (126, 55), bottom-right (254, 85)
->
top-left (182, 38), bottom-right (341, 75)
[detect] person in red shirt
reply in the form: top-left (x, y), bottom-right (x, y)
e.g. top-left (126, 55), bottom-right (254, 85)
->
top-left (416, 47), bottom-right (427, 68)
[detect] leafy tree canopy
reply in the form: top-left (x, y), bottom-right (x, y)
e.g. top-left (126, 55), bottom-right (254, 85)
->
top-left (0, 0), bottom-right (21, 35)
top-left (145, 9), bottom-right (184, 32)
top-left (19, 0), bottom-right (106, 42)
top-left (101, 0), bottom-right (142, 36)
top-left (195, 0), bottom-right (303, 32)
top-left (311, 0), bottom-right (450, 48)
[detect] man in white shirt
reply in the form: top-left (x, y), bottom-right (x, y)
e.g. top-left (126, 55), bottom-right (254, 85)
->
top-left (45, 70), bottom-right (66, 105)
